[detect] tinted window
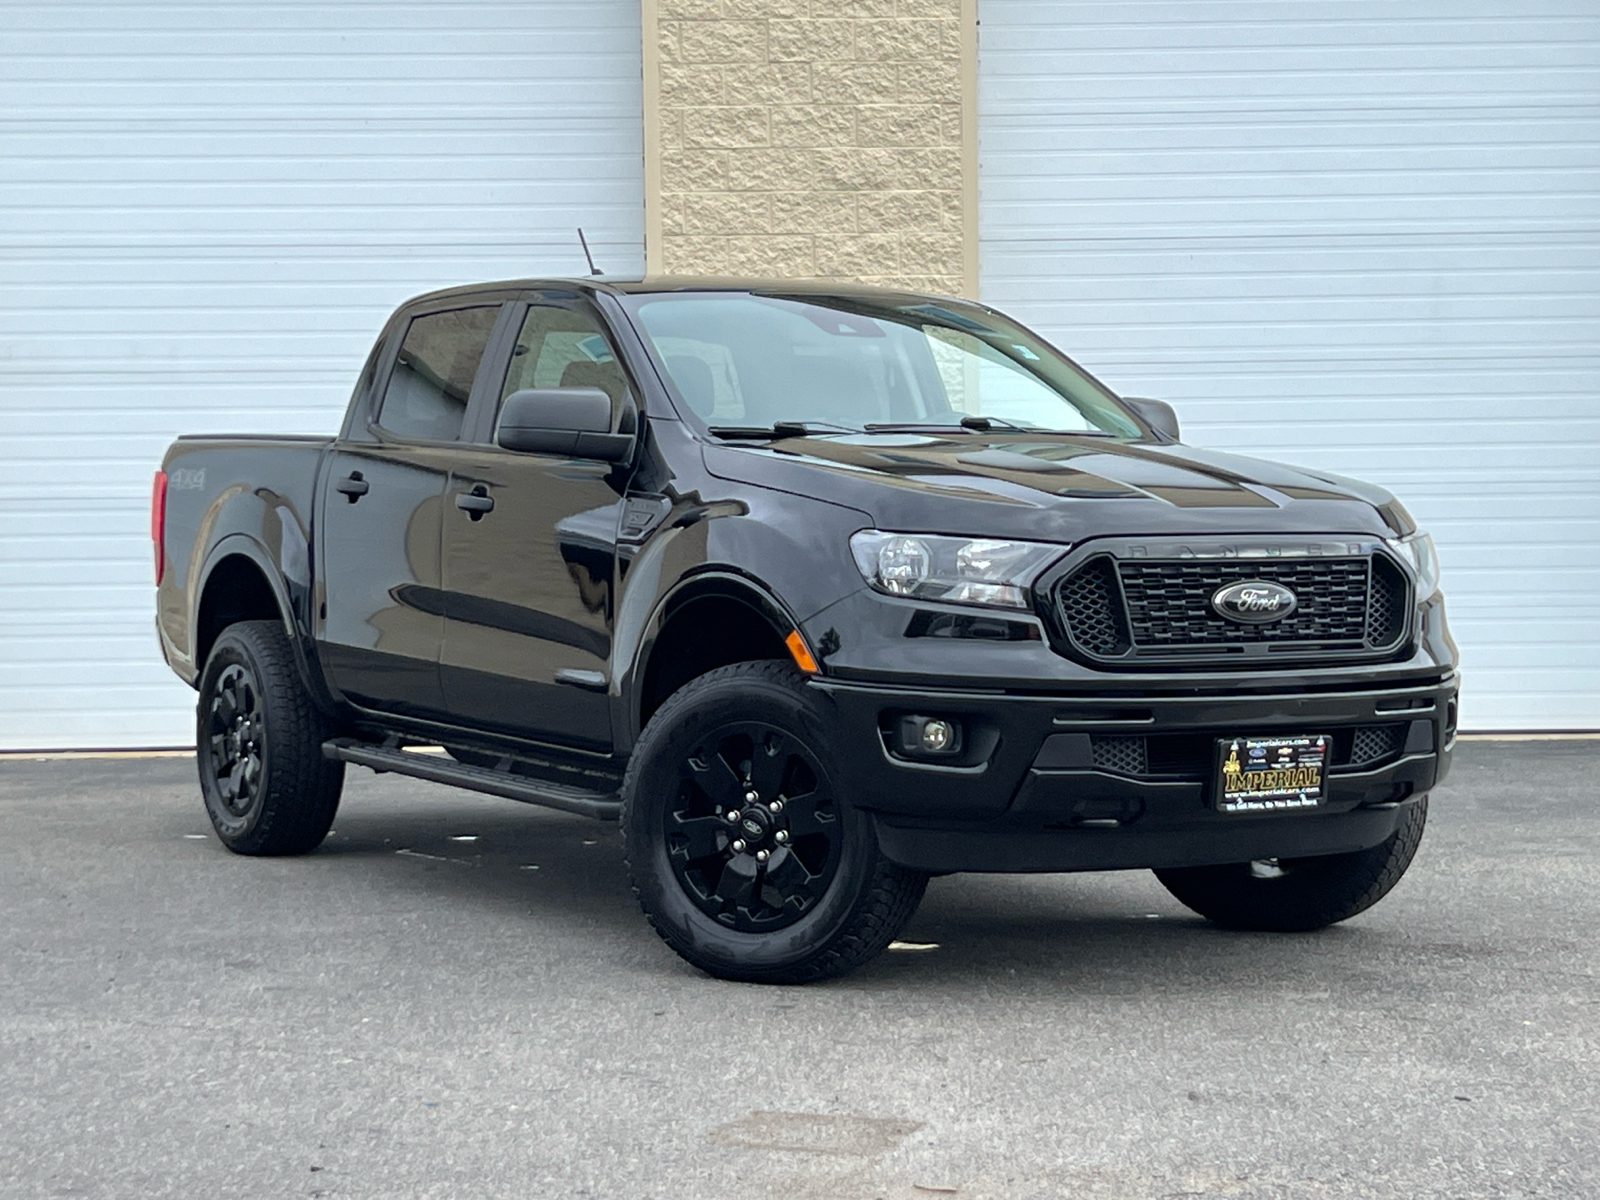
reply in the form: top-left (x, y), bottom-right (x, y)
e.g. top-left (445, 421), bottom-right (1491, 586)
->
top-left (624, 293), bottom-right (1140, 437)
top-left (500, 305), bottom-right (629, 423)
top-left (378, 306), bottom-right (500, 441)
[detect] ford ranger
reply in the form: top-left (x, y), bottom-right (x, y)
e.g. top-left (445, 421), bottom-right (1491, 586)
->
top-left (153, 278), bottom-right (1458, 982)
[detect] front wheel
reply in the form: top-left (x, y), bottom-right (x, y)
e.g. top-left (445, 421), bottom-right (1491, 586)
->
top-left (622, 661), bottom-right (928, 983)
top-left (1153, 798), bottom-right (1428, 932)
top-left (197, 619), bottom-right (343, 856)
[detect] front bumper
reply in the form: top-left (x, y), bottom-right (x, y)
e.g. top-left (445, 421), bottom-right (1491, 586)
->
top-left (809, 671), bottom-right (1457, 874)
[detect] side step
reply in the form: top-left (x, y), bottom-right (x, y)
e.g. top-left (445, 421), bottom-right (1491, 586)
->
top-left (322, 738), bottom-right (622, 822)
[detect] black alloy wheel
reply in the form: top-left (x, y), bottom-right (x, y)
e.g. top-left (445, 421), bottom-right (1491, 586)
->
top-left (665, 722), bottom-right (841, 933)
top-left (197, 620), bottom-right (343, 856)
top-left (623, 660), bottom-right (928, 983)
top-left (205, 662), bottom-right (266, 820)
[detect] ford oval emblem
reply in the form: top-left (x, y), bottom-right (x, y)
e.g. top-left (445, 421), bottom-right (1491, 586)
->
top-left (1211, 580), bottom-right (1298, 624)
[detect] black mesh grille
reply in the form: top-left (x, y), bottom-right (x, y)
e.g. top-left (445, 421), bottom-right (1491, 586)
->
top-left (1057, 557), bottom-right (1131, 657)
top-left (1367, 557), bottom-right (1407, 646)
top-left (1091, 735), bottom-right (1148, 775)
top-left (1349, 724), bottom-right (1407, 766)
top-left (1052, 552), bottom-right (1410, 666)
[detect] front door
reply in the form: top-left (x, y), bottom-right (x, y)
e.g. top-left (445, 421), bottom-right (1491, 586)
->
top-left (439, 302), bottom-right (633, 751)
top-left (318, 303), bottom-right (504, 718)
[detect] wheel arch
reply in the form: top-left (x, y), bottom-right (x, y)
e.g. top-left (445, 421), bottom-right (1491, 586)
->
top-left (193, 536), bottom-right (339, 718)
top-left (195, 545), bottom-right (289, 670)
top-left (627, 571), bottom-right (805, 745)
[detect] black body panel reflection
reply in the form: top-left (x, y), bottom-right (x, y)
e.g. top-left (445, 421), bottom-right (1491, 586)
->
top-left (318, 446), bottom-right (450, 717)
top-left (440, 452), bottom-right (623, 750)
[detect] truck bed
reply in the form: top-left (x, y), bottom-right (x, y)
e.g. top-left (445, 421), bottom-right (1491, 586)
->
top-left (156, 435), bottom-right (334, 682)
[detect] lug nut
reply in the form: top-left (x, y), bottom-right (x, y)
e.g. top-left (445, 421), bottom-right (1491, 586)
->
top-left (725, 809), bottom-right (742, 823)
top-left (769, 799), bottom-right (783, 814)
top-left (731, 839), bottom-right (746, 853)
top-left (755, 849), bottom-right (770, 862)
top-left (744, 790), bottom-right (759, 804)
top-left (774, 830), bottom-right (789, 844)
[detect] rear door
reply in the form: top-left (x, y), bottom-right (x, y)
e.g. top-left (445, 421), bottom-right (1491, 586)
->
top-left (318, 303), bottom-right (507, 718)
top-left (438, 300), bottom-right (635, 750)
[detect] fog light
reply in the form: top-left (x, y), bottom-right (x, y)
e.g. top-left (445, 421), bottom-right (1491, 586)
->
top-left (896, 715), bottom-right (963, 759)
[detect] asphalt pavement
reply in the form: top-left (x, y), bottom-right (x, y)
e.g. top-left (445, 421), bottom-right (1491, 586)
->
top-left (1, 740), bottom-right (1595, 1199)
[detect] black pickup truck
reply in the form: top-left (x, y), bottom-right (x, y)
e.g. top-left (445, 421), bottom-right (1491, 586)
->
top-left (154, 278), bottom-right (1458, 982)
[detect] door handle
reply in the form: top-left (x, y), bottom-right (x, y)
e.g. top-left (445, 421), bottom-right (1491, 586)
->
top-left (455, 485), bottom-right (494, 519)
top-left (335, 472), bottom-right (369, 502)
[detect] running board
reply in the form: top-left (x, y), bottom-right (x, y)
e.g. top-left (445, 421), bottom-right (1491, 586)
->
top-left (322, 739), bottom-right (622, 822)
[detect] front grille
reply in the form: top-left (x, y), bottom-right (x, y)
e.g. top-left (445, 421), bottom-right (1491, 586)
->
top-left (1056, 557), bottom-right (1130, 657)
top-left (1366, 557), bottom-right (1406, 645)
top-left (1054, 553), bottom-right (1410, 667)
top-left (1120, 559), bottom-right (1369, 645)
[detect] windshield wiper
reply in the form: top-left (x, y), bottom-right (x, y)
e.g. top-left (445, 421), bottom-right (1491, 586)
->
top-left (863, 418), bottom-right (1119, 436)
top-left (959, 414), bottom-right (1026, 432)
top-left (957, 415), bottom-right (1118, 435)
top-left (707, 420), bottom-right (859, 440)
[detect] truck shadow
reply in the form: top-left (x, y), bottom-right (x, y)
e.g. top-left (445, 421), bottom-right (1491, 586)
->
top-left (868, 870), bottom-right (1374, 993)
top-left (309, 788), bottom-right (641, 924)
top-left (309, 784), bottom-right (1385, 994)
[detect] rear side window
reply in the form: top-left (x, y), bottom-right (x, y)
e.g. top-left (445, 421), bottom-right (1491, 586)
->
top-left (378, 306), bottom-right (500, 441)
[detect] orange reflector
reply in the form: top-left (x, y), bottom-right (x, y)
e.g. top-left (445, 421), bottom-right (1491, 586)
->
top-left (785, 629), bottom-right (820, 675)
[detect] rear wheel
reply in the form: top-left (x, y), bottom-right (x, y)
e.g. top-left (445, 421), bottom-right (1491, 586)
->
top-left (197, 619), bottom-right (343, 855)
top-left (1153, 798), bottom-right (1428, 931)
top-left (622, 661), bottom-right (927, 983)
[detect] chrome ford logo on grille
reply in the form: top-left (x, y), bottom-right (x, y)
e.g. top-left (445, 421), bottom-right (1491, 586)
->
top-left (1211, 580), bottom-right (1298, 624)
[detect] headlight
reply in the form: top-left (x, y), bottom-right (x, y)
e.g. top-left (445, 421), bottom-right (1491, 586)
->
top-left (849, 530), bottom-right (1064, 610)
top-left (1386, 530), bottom-right (1441, 601)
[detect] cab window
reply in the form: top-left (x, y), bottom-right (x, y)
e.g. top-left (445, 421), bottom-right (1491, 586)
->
top-left (500, 305), bottom-right (630, 424)
top-left (377, 306), bottom-right (500, 441)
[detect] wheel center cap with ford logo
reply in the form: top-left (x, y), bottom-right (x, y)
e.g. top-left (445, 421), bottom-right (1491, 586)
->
top-left (739, 805), bottom-right (773, 842)
top-left (1211, 580), bottom-right (1298, 624)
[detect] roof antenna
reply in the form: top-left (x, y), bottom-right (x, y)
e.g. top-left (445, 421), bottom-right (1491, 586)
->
top-left (577, 228), bottom-right (602, 276)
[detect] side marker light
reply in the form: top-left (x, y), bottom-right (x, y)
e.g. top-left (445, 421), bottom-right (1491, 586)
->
top-left (784, 629), bottom-right (820, 675)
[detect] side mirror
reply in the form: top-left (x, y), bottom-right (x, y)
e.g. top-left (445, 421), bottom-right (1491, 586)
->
top-left (496, 387), bottom-right (633, 461)
top-left (1123, 396), bottom-right (1180, 442)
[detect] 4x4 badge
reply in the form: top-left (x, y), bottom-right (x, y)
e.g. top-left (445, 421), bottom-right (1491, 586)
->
top-left (1211, 580), bottom-right (1298, 624)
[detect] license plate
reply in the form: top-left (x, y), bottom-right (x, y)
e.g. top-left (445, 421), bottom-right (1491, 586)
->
top-left (1215, 735), bottom-right (1328, 814)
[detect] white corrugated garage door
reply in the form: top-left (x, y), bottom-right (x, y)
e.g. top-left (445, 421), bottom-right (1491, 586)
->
top-left (979, 1), bottom-right (1600, 729)
top-left (1, 3), bottom-right (644, 749)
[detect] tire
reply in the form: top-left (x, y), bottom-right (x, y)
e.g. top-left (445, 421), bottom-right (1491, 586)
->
top-left (196, 619), bottom-right (344, 856)
top-left (1153, 797), bottom-right (1428, 932)
top-left (622, 661), bottom-right (928, 984)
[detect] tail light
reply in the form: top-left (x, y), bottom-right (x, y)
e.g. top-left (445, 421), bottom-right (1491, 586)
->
top-left (151, 469), bottom-right (168, 584)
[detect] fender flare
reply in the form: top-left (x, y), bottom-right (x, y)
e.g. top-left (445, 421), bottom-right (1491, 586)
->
top-left (618, 568), bottom-right (806, 750)
top-left (193, 534), bottom-right (341, 718)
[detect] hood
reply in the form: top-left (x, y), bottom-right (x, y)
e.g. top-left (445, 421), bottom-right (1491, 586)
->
top-left (702, 432), bottom-right (1400, 544)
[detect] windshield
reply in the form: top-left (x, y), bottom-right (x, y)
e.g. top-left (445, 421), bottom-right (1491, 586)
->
top-left (621, 292), bottom-right (1143, 437)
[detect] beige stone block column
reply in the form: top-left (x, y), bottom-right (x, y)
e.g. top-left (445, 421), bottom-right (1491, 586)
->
top-left (642, 0), bottom-right (978, 296)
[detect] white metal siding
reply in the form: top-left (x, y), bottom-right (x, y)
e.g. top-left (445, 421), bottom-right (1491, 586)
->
top-left (1, 3), bottom-right (644, 749)
top-left (979, 1), bottom-right (1600, 729)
